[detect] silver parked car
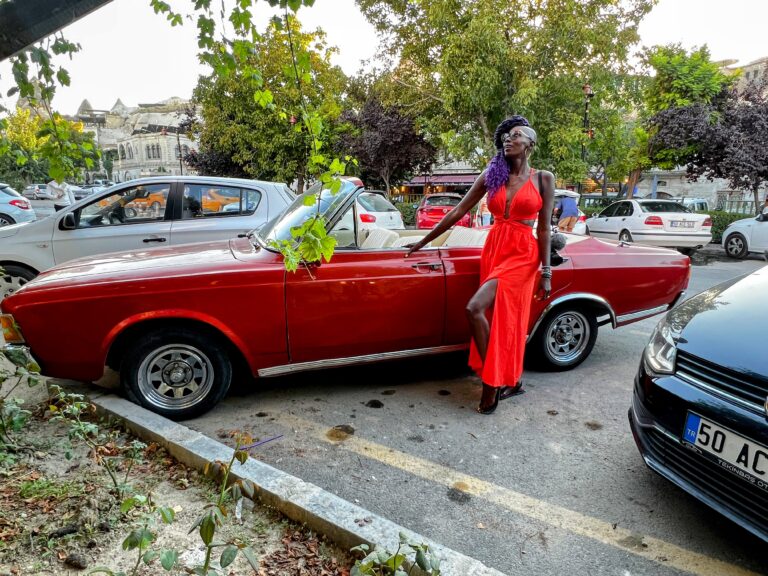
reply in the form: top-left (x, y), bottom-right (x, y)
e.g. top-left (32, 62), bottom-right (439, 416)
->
top-left (0, 176), bottom-right (293, 299)
top-left (22, 183), bottom-right (57, 200)
top-left (0, 183), bottom-right (37, 226)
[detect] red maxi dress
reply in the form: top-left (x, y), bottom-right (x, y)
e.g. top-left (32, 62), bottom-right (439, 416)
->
top-left (468, 170), bottom-right (543, 387)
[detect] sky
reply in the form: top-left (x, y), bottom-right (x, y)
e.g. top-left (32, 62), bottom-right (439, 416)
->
top-left (0, 0), bottom-right (766, 116)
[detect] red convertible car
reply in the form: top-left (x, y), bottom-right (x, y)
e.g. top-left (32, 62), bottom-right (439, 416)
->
top-left (1, 180), bottom-right (690, 420)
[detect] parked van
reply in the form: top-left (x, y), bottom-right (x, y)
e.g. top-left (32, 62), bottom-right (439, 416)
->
top-left (680, 197), bottom-right (710, 212)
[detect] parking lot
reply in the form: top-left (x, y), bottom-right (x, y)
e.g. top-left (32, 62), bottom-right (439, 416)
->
top-left (180, 255), bottom-right (767, 576)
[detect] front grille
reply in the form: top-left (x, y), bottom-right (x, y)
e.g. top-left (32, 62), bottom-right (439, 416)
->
top-left (643, 427), bottom-right (768, 537)
top-left (676, 350), bottom-right (768, 411)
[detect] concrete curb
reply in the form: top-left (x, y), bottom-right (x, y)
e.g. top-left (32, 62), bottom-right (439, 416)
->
top-left (89, 392), bottom-right (508, 576)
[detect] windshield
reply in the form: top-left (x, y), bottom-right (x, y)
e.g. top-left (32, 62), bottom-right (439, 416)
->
top-left (424, 195), bottom-right (460, 207)
top-left (639, 201), bottom-right (690, 213)
top-left (260, 179), bottom-right (358, 243)
top-left (358, 192), bottom-right (398, 213)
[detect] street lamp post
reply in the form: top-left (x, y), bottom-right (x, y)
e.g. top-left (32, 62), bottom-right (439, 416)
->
top-left (175, 128), bottom-right (184, 175)
top-left (578, 83), bottom-right (595, 195)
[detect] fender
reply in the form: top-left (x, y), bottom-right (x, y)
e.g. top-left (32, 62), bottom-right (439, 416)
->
top-left (101, 308), bottom-right (255, 369)
top-left (527, 292), bottom-right (617, 343)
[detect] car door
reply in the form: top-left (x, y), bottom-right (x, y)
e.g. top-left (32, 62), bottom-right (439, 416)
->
top-left (51, 182), bottom-right (173, 264)
top-left (613, 201), bottom-right (635, 237)
top-left (285, 201), bottom-right (445, 363)
top-left (169, 182), bottom-right (267, 245)
top-left (750, 215), bottom-right (768, 251)
top-left (588, 202), bottom-right (620, 238)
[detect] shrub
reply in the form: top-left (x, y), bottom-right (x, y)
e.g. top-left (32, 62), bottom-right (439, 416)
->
top-left (395, 201), bottom-right (417, 227)
top-left (705, 210), bottom-right (750, 243)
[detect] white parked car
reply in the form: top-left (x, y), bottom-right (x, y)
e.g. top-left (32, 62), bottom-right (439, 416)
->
top-left (585, 199), bottom-right (712, 251)
top-left (722, 212), bottom-right (768, 259)
top-left (356, 190), bottom-right (404, 230)
top-left (0, 183), bottom-right (37, 226)
top-left (0, 176), bottom-right (293, 300)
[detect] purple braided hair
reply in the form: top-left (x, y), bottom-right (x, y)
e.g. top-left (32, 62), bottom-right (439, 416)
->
top-left (485, 115), bottom-right (532, 200)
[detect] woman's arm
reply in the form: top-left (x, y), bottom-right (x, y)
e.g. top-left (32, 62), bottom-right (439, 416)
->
top-left (536, 171), bottom-right (555, 299)
top-left (406, 171), bottom-right (488, 254)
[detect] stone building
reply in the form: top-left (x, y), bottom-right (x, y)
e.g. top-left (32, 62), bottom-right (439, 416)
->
top-left (74, 97), bottom-right (198, 182)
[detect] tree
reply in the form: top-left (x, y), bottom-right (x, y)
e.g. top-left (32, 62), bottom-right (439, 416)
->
top-left (341, 98), bottom-right (436, 193)
top-left (650, 71), bottom-right (768, 212)
top-left (355, 0), bottom-right (656, 179)
top-left (190, 16), bottom-right (347, 193)
top-left (624, 44), bottom-right (734, 195)
top-left (0, 107), bottom-right (49, 189)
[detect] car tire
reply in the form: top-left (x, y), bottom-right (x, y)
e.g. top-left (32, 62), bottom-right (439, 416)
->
top-left (0, 214), bottom-right (16, 227)
top-left (0, 264), bottom-right (37, 300)
top-left (678, 247), bottom-right (697, 256)
top-left (120, 327), bottom-right (232, 420)
top-left (619, 230), bottom-right (633, 243)
top-left (724, 233), bottom-right (748, 259)
top-left (529, 306), bottom-right (598, 371)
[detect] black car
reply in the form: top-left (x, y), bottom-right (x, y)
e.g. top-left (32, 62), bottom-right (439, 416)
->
top-left (630, 267), bottom-right (768, 542)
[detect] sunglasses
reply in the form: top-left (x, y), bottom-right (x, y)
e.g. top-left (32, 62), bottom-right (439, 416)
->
top-left (502, 130), bottom-right (531, 143)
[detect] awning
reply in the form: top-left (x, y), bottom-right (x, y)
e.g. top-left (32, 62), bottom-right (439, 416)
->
top-left (404, 173), bottom-right (479, 186)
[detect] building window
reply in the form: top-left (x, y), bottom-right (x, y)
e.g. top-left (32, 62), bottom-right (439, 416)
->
top-left (657, 180), bottom-right (667, 187)
top-left (119, 144), bottom-right (125, 160)
top-left (127, 145), bottom-right (133, 160)
top-left (175, 145), bottom-right (181, 159)
top-left (182, 145), bottom-right (190, 156)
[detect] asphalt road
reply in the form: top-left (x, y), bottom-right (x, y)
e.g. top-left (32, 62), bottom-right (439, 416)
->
top-left (181, 254), bottom-right (767, 576)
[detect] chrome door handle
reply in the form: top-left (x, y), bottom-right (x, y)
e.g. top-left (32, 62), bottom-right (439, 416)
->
top-left (143, 237), bottom-right (167, 243)
top-left (411, 262), bottom-right (443, 271)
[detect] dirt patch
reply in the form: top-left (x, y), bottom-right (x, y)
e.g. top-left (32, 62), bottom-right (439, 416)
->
top-left (0, 405), bottom-right (352, 575)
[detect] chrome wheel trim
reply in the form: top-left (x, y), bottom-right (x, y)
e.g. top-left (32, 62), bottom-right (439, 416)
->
top-left (726, 236), bottom-right (744, 256)
top-left (546, 311), bottom-right (590, 364)
top-left (137, 343), bottom-right (214, 412)
top-left (0, 274), bottom-right (28, 299)
top-left (0, 216), bottom-right (14, 226)
top-left (619, 231), bottom-right (632, 242)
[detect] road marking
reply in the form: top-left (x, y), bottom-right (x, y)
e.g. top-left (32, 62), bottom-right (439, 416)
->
top-left (279, 413), bottom-right (759, 576)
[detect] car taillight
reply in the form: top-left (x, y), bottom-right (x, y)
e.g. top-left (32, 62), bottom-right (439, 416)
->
top-left (9, 199), bottom-right (30, 210)
top-left (578, 214), bottom-right (586, 222)
top-left (360, 213), bottom-right (376, 223)
top-left (644, 215), bottom-right (663, 226)
top-left (702, 217), bottom-right (712, 227)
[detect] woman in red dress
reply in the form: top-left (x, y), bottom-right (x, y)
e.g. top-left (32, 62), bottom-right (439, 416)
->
top-left (407, 116), bottom-right (554, 414)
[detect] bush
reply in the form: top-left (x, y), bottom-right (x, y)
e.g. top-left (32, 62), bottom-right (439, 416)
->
top-left (395, 201), bottom-right (418, 227)
top-left (584, 206), bottom-right (603, 218)
top-left (705, 210), bottom-right (750, 243)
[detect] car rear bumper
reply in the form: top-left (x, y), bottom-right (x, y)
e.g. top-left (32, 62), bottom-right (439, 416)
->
top-left (630, 360), bottom-right (768, 542)
top-left (5, 208), bottom-right (36, 223)
top-left (628, 231), bottom-right (712, 248)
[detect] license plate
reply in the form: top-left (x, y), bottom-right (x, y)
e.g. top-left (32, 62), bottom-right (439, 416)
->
top-left (683, 412), bottom-right (768, 492)
top-left (671, 220), bottom-right (695, 228)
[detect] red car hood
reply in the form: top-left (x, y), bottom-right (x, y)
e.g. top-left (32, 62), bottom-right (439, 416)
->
top-left (19, 238), bottom-right (276, 294)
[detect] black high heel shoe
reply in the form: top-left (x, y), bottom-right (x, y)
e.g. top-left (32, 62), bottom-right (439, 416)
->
top-left (499, 381), bottom-right (525, 400)
top-left (477, 385), bottom-right (501, 415)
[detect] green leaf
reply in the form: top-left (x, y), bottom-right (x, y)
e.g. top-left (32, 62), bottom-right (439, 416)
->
top-left (160, 550), bottom-right (178, 571)
top-left (302, 194), bottom-right (319, 207)
top-left (242, 547), bottom-right (259, 569)
top-left (220, 545), bottom-right (238, 568)
top-left (199, 513), bottom-right (216, 545)
top-left (159, 507), bottom-right (175, 524)
top-left (122, 530), bottom-right (141, 551)
top-left (234, 450), bottom-right (248, 465)
top-left (120, 497), bottom-right (137, 514)
top-left (415, 549), bottom-right (430, 571)
top-left (143, 550), bottom-right (160, 565)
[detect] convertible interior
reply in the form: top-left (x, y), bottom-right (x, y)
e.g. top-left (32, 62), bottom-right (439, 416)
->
top-left (333, 225), bottom-right (589, 250)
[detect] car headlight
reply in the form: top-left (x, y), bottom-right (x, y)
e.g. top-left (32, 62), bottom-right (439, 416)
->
top-left (643, 315), bottom-right (679, 375)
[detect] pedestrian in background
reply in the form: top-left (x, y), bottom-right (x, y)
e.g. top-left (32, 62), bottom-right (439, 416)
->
top-left (476, 193), bottom-right (491, 227)
top-left (556, 194), bottom-right (579, 232)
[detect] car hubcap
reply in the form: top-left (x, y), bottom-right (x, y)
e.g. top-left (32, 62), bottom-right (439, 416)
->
top-left (137, 344), bottom-right (214, 412)
top-left (620, 232), bottom-right (631, 242)
top-left (0, 274), bottom-right (28, 299)
top-left (0, 217), bottom-right (12, 226)
top-left (727, 237), bottom-right (743, 255)
top-left (547, 312), bottom-right (589, 363)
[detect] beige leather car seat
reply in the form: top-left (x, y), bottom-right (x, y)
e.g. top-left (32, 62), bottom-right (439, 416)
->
top-left (360, 228), bottom-right (399, 249)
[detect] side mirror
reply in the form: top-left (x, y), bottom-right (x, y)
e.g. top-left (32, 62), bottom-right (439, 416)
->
top-left (60, 212), bottom-right (77, 230)
top-left (757, 213), bottom-right (765, 222)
